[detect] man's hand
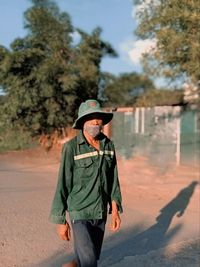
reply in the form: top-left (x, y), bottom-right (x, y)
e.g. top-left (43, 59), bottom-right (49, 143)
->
top-left (56, 222), bottom-right (71, 241)
top-left (110, 200), bottom-right (121, 231)
top-left (110, 200), bottom-right (121, 232)
top-left (110, 211), bottom-right (121, 231)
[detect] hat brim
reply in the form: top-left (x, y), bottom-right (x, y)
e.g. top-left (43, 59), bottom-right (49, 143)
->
top-left (72, 111), bottom-right (113, 129)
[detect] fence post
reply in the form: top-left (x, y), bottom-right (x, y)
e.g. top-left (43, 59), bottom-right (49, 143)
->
top-left (176, 117), bottom-right (181, 165)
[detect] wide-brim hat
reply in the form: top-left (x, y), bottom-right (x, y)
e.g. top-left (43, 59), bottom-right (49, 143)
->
top-left (72, 99), bottom-right (113, 129)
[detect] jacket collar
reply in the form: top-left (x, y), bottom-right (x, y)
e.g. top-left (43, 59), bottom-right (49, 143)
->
top-left (77, 131), bottom-right (86, 144)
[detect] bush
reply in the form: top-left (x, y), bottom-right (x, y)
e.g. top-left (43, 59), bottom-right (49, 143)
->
top-left (0, 125), bottom-right (38, 152)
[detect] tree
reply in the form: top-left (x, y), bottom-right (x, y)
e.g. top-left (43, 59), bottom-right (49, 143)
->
top-left (135, 88), bottom-right (184, 107)
top-left (102, 72), bottom-right (155, 107)
top-left (0, 0), bottom-right (116, 137)
top-left (134, 0), bottom-right (200, 85)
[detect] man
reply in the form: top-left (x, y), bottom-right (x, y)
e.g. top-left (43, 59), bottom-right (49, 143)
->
top-left (49, 99), bottom-right (123, 267)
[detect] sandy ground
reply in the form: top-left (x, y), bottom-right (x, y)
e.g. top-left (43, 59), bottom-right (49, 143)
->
top-left (0, 147), bottom-right (199, 267)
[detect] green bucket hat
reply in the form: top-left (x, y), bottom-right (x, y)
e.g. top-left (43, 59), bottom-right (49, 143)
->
top-left (72, 99), bottom-right (113, 129)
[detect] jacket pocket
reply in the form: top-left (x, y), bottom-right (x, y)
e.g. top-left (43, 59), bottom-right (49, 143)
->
top-left (74, 157), bottom-right (94, 180)
top-left (75, 157), bottom-right (93, 168)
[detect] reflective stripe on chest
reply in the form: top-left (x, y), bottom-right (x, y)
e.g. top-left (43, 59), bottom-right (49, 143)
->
top-left (74, 150), bottom-right (114, 160)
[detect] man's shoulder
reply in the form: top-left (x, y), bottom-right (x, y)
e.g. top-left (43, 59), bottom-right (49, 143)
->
top-left (68, 135), bottom-right (78, 145)
top-left (62, 135), bottom-right (78, 151)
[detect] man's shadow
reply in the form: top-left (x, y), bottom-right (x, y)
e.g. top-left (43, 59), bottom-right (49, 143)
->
top-left (101, 181), bottom-right (199, 265)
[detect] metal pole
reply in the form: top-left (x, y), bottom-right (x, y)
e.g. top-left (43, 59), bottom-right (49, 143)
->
top-left (176, 117), bottom-right (181, 166)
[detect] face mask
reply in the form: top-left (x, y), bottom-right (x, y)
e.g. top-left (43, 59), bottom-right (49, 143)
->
top-left (84, 124), bottom-right (102, 138)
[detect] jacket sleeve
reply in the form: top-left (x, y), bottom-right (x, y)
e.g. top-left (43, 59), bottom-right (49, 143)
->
top-left (49, 142), bottom-right (74, 224)
top-left (110, 143), bottom-right (123, 213)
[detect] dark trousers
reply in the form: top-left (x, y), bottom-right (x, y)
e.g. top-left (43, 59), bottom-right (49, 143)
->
top-left (71, 219), bottom-right (106, 267)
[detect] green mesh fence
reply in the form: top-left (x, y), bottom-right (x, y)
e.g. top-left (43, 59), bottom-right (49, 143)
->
top-left (180, 109), bottom-right (200, 166)
top-left (112, 106), bottom-right (200, 167)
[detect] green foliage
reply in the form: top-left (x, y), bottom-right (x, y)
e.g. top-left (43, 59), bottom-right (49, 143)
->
top-left (0, 123), bottom-right (38, 152)
top-left (135, 89), bottom-right (184, 107)
top-left (0, 0), bottom-right (116, 137)
top-left (102, 72), bottom-right (155, 106)
top-left (0, 94), bottom-right (6, 105)
top-left (134, 0), bottom-right (200, 84)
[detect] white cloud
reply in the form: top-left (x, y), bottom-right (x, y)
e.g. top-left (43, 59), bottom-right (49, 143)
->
top-left (129, 39), bottom-right (157, 63)
top-left (119, 1), bottom-right (157, 66)
top-left (119, 38), bottom-right (157, 65)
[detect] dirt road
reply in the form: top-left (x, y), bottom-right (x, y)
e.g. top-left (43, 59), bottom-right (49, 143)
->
top-left (0, 148), bottom-right (199, 267)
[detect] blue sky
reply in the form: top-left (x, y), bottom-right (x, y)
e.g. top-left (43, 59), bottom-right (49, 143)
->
top-left (0, 0), bottom-right (151, 75)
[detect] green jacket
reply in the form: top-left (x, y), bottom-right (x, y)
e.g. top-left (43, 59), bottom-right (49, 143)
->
top-left (49, 131), bottom-right (123, 224)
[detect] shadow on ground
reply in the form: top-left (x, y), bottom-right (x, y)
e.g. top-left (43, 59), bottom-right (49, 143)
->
top-left (31, 181), bottom-right (199, 267)
top-left (100, 181), bottom-right (199, 266)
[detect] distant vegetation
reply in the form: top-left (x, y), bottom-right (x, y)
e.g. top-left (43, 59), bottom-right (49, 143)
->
top-left (102, 72), bottom-right (184, 107)
top-left (0, 125), bottom-right (38, 152)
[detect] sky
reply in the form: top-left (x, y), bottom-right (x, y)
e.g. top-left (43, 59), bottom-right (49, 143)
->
top-left (0, 0), bottom-right (153, 76)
